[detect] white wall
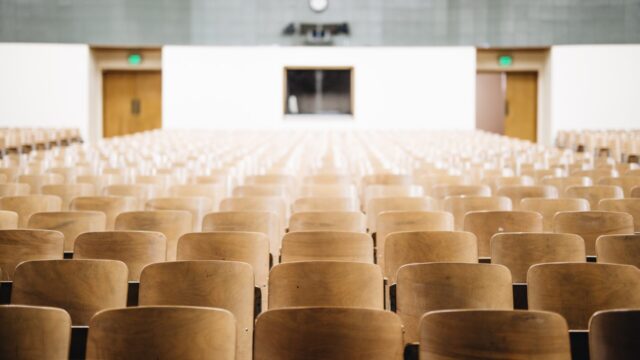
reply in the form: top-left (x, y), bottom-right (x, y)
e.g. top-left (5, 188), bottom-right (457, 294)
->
top-left (550, 45), bottom-right (640, 135)
top-left (163, 46), bottom-right (476, 130)
top-left (0, 43), bottom-right (90, 138)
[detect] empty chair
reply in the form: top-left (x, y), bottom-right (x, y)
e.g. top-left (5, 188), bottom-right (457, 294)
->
top-left (298, 184), bottom-right (357, 199)
top-left (631, 186), bottom-right (640, 197)
top-left (70, 196), bottom-right (137, 230)
top-left (0, 167), bottom-right (20, 182)
top-left (0, 195), bottom-right (62, 228)
top-left (417, 175), bottom-right (470, 195)
top-left (491, 232), bottom-right (586, 283)
top-left (292, 197), bottom-right (359, 213)
top-left (28, 211), bottom-right (106, 252)
top-left (86, 306), bottom-right (236, 360)
top-left (589, 309), bottom-right (640, 360)
top-left (396, 263), bottom-right (513, 342)
top-left (146, 196), bottom-right (213, 231)
top-left (496, 185), bottom-right (558, 210)
top-left (18, 174), bottom-right (64, 194)
top-left (139, 261), bottom-right (253, 360)
top-left (364, 184), bottom-right (423, 206)
top-left (463, 211), bottom-right (543, 257)
top-left (362, 173), bottom-right (411, 187)
top-left (104, 184), bottom-right (161, 210)
top-left (0, 210), bottom-right (18, 229)
top-left (0, 305), bottom-right (72, 360)
top-left (288, 211), bottom-right (366, 233)
top-left (268, 261), bottom-right (383, 309)
top-left (366, 196), bottom-right (437, 234)
top-left (281, 231), bottom-right (373, 263)
top-left (420, 310), bottom-right (571, 360)
top-left (528, 263), bottom-right (640, 329)
top-left (74, 231), bottom-right (166, 281)
top-left (11, 259), bottom-right (128, 325)
top-left (483, 176), bottom-right (534, 193)
top-left (598, 198), bottom-right (640, 232)
top-left (220, 197), bottom-right (286, 233)
top-left (303, 174), bottom-right (353, 185)
top-left (384, 231), bottom-right (477, 283)
top-left (42, 183), bottom-right (95, 210)
top-left (135, 174), bottom-right (173, 195)
top-left (233, 184), bottom-right (288, 201)
top-left (169, 183), bottom-right (225, 210)
top-left (596, 234), bottom-right (640, 268)
top-left (541, 176), bottom-right (593, 195)
top-left (443, 196), bottom-right (512, 231)
top-left (115, 210), bottom-right (191, 261)
top-left (565, 185), bottom-right (624, 209)
top-left (254, 307), bottom-right (404, 360)
top-left (520, 198), bottom-right (590, 231)
top-left (76, 174), bottom-right (125, 195)
top-left (599, 176), bottom-right (640, 197)
top-left (0, 183), bottom-right (30, 197)
top-left (553, 211), bottom-right (634, 255)
top-left (0, 229), bottom-right (63, 280)
top-left (431, 185), bottom-right (491, 201)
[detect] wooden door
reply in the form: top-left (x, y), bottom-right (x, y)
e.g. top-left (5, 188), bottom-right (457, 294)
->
top-left (103, 71), bottom-right (161, 138)
top-left (504, 72), bottom-right (537, 142)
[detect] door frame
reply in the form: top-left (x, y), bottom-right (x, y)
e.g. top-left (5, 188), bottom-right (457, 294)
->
top-left (476, 48), bottom-right (550, 145)
top-left (89, 47), bottom-right (162, 143)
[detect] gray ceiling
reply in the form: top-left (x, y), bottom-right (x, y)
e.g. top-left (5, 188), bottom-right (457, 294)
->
top-left (1, 0), bottom-right (639, 46)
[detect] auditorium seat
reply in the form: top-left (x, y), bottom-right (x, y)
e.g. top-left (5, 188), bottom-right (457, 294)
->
top-left (443, 196), bottom-right (512, 231)
top-left (463, 211), bottom-right (543, 257)
top-left (11, 259), bottom-right (128, 325)
top-left (0, 229), bottom-right (63, 280)
top-left (0, 210), bottom-right (18, 229)
top-left (169, 183), bottom-right (225, 210)
top-left (292, 197), bottom-right (359, 213)
top-left (541, 176), bottom-right (593, 195)
top-left (298, 184), bottom-right (358, 198)
top-left (281, 231), bottom-right (373, 263)
top-left (482, 175), bottom-right (534, 193)
top-left (520, 198), bottom-right (590, 231)
top-left (219, 197), bottom-right (286, 233)
top-left (596, 234), bottom-right (640, 268)
top-left (366, 197), bottom-right (437, 234)
top-left (396, 263), bottom-right (513, 342)
top-left (0, 183), bottom-right (30, 197)
top-left (589, 309), bottom-right (640, 360)
top-left (431, 184), bottom-right (491, 203)
top-left (18, 174), bottom-right (64, 194)
top-left (104, 184), bottom-right (162, 210)
top-left (28, 211), bottom-right (106, 252)
top-left (631, 186), bottom-right (640, 197)
top-left (565, 185), bottom-right (624, 209)
top-left (41, 183), bottom-right (95, 210)
top-left (146, 197), bottom-right (213, 231)
top-left (496, 185), bottom-right (558, 210)
top-left (0, 195), bottom-right (62, 228)
top-left (598, 176), bottom-right (640, 197)
top-left (86, 306), bottom-right (236, 360)
top-left (70, 196), bottom-right (137, 230)
top-left (288, 211), bottom-right (366, 233)
top-left (552, 210), bottom-right (634, 256)
top-left (76, 174), bottom-right (125, 195)
top-left (598, 198), bottom-right (640, 232)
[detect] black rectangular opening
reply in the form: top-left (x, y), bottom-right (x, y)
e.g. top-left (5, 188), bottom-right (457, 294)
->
top-left (285, 68), bottom-right (352, 115)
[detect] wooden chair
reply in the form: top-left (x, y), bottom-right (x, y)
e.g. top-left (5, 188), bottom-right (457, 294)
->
top-left (115, 210), bottom-right (192, 261)
top-left (41, 183), bottom-right (95, 210)
top-left (219, 197), bottom-right (286, 233)
top-left (268, 261), bottom-right (383, 309)
top-left (420, 309), bottom-right (571, 360)
top-left (86, 306), bottom-right (236, 360)
top-left (631, 186), bottom-right (640, 198)
top-left (553, 211), bottom-right (634, 256)
top-left (366, 196), bottom-right (437, 234)
top-left (0, 195), bottom-right (62, 228)
top-left (377, 211), bottom-right (454, 268)
top-left (292, 197), bottom-right (359, 213)
top-left (598, 199), bottom-right (640, 232)
top-left (362, 173), bottom-right (411, 187)
top-left (169, 183), bottom-right (225, 210)
top-left (496, 185), bottom-right (558, 210)
top-left (202, 211), bottom-right (280, 262)
top-left (281, 231), bottom-right (373, 263)
top-left (298, 184), bottom-right (357, 199)
top-left (18, 174), bottom-right (64, 194)
top-left (565, 185), bottom-right (624, 209)
top-left (254, 307), bottom-right (404, 360)
top-left (0, 210), bottom-right (18, 229)
top-left (491, 232), bottom-right (586, 283)
top-left (74, 231), bottom-right (166, 281)
top-left (483, 176), bottom-right (534, 193)
top-left (520, 198), bottom-right (590, 231)
top-left (596, 234), bottom-right (640, 268)
top-left (0, 183), bottom-right (31, 197)
top-left (11, 259), bottom-right (128, 325)
top-left (145, 197), bottom-right (213, 231)
top-left (70, 196), bottom-right (137, 230)
top-left (76, 174), bottom-right (125, 195)
top-left (288, 211), bottom-right (366, 233)
top-left (364, 184), bottom-right (423, 206)
top-left (443, 196), bottom-right (512, 231)
top-left (417, 175), bottom-right (470, 195)
top-left (430, 185), bottom-right (491, 201)
top-left (541, 176), bottom-right (593, 195)
top-left (233, 184), bottom-right (289, 202)
top-left (0, 305), bottom-right (72, 360)
top-left (572, 169), bottom-right (618, 183)
top-left (303, 174), bottom-right (353, 185)
top-left (139, 261), bottom-right (253, 360)
top-left (396, 263), bottom-right (513, 342)
top-left (589, 309), bottom-right (640, 360)
top-left (384, 231), bottom-right (477, 283)
top-left (528, 263), bottom-right (640, 329)
top-left (0, 167), bottom-right (20, 182)
top-left (599, 176), bottom-right (640, 197)
top-left (104, 184), bottom-right (162, 210)
top-left (27, 211), bottom-right (106, 252)
top-left (0, 229), bottom-right (63, 281)
top-left (463, 211), bottom-right (543, 257)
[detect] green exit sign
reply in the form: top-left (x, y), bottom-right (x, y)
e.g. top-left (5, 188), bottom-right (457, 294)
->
top-left (498, 55), bottom-right (513, 67)
top-left (127, 53), bottom-right (142, 65)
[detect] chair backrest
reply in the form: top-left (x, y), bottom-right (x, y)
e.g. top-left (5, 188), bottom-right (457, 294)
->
top-left (0, 305), bottom-right (71, 360)
top-left (177, 231), bottom-right (269, 288)
top-left (397, 263), bottom-right (513, 342)
top-left (0, 195), bottom-right (62, 228)
top-left (552, 211), bottom-right (634, 256)
top-left (145, 196), bottom-right (213, 231)
top-left (420, 309), bottom-right (571, 360)
top-left (86, 306), bottom-right (236, 360)
top-left (541, 176), bottom-right (593, 195)
top-left (491, 232), bottom-right (586, 283)
top-left (11, 259), bottom-right (128, 325)
top-left (463, 211), bottom-right (543, 257)
top-left (254, 307), bottom-right (404, 360)
top-left (631, 186), bottom-right (640, 198)
top-left (41, 183), bottom-right (95, 210)
top-left (599, 176), bottom-right (640, 197)
top-left (298, 184), bottom-right (357, 198)
top-left (364, 184), bottom-right (423, 206)
top-left (76, 174), bottom-right (124, 194)
top-left (430, 185), bottom-right (491, 201)
top-left (496, 185), bottom-right (558, 210)
top-left (596, 234), bottom-right (640, 268)
top-left (169, 183), bottom-right (225, 210)
top-left (104, 184), bottom-right (161, 210)
top-left (28, 211), bottom-right (106, 252)
top-left (443, 196), bottom-right (512, 231)
top-left (268, 261), bottom-right (383, 309)
top-left (483, 176), bottom-right (534, 193)
top-left (139, 261), bottom-right (253, 360)
top-left (366, 196), bottom-right (437, 233)
top-left (384, 231), bottom-right (477, 282)
top-left (303, 174), bottom-right (353, 185)
top-left (589, 309), bottom-right (640, 360)
top-left (70, 196), bottom-right (137, 230)
top-left (565, 185), bottom-right (624, 209)
top-left (74, 231), bottom-right (166, 281)
top-left (18, 174), bottom-right (64, 194)
top-left (115, 210), bottom-right (192, 261)
top-left (288, 211), bottom-right (366, 233)
top-left (598, 198), bottom-right (640, 232)
top-left (292, 197), bottom-right (359, 213)
top-left (0, 210), bottom-right (18, 229)
top-left (219, 196), bottom-right (286, 232)
top-left (520, 197), bottom-right (590, 231)
top-left (0, 183), bottom-right (31, 197)
top-left (0, 229), bottom-right (63, 280)
top-left (528, 263), bottom-right (640, 329)
top-left (281, 231), bottom-right (373, 263)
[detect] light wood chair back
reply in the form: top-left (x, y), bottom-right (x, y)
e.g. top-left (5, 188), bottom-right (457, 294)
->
top-left (589, 309), bottom-right (640, 360)
top-left (599, 176), bottom-right (640, 197)
top-left (70, 196), bottom-right (137, 230)
top-left (0, 229), bottom-right (63, 280)
top-left (431, 185), bottom-right (491, 201)
top-left (565, 185), bottom-right (624, 209)
top-left (553, 211), bottom-right (634, 255)
top-left (541, 176), bottom-right (593, 195)
top-left (496, 185), bottom-right (558, 210)
top-left (0, 183), bottom-right (31, 197)
top-left (596, 234), bottom-right (640, 268)
top-left (598, 198), bottom-right (640, 232)
top-left (0, 210), bottom-right (18, 229)
top-left (169, 183), bottom-right (225, 210)
top-left (281, 231), bottom-right (373, 263)
top-left (298, 184), bottom-right (357, 198)
top-left (220, 197), bottom-right (286, 233)
top-left (0, 195), bottom-right (62, 228)
top-left (483, 176), bottom-right (534, 193)
top-left (28, 211), bottom-right (106, 252)
top-left (443, 196), bottom-right (512, 231)
top-left (76, 174), bottom-right (125, 194)
top-left (292, 197), bottom-right (359, 213)
top-left (18, 174), bottom-right (64, 194)
top-left (42, 183), bottom-right (95, 210)
top-left (288, 211), bottom-right (366, 233)
top-left (104, 184), bottom-right (162, 210)
top-left (366, 196), bottom-right (437, 233)
top-left (520, 198), bottom-right (590, 231)
top-left (631, 186), bottom-right (640, 197)
top-left (463, 210), bottom-right (543, 257)
top-left (145, 197), bottom-right (213, 231)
